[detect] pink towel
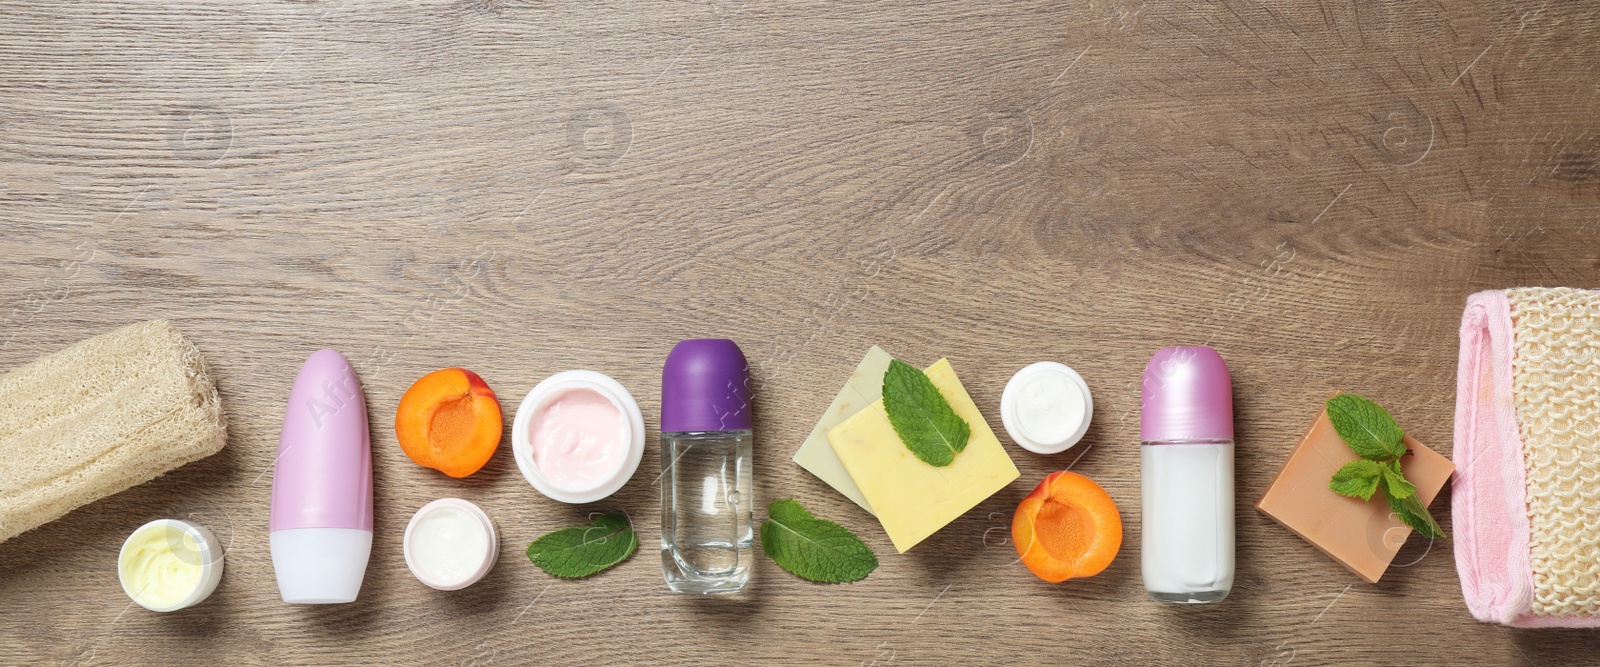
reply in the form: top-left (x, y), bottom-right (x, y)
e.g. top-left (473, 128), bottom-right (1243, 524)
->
top-left (1454, 289), bottom-right (1600, 627)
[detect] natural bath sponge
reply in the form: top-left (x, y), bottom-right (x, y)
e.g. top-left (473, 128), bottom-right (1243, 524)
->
top-left (0, 320), bottom-right (227, 544)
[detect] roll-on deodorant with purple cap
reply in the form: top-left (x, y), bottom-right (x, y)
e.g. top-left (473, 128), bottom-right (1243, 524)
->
top-left (1140, 346), bottom-right (1235, 604)
top-left (270, 349), bottom-right (373, 604)
top-left (659, 339), bottom-right (754, 594)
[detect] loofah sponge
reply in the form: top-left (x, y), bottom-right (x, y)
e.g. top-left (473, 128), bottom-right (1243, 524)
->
top-left (0, 320), bottom-right (227, 544)
top-left (1506, 288), bottom-right (1600, 619)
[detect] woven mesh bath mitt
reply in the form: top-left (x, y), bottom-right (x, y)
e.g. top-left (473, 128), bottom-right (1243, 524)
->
top-left (1454, 288), bottom-right (1600, 627)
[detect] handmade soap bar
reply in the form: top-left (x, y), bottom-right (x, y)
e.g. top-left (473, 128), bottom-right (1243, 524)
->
top-left (1256, 398), bottom-right (1454, 584)
top-left (828, 358), bottom-right (1020, 553)
top-left (792, 346), bottom-right (894, 514)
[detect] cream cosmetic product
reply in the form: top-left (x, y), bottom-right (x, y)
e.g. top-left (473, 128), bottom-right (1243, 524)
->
top-left (660, 339), bottom-right (754, 594)
top-left (270, 349), bottom-right (373, 604)
top-left (118, 519), bottom-right (224, 612)
top-left (513, 370), bottom-right (644, 504)
top-left (403, 498), bottom-right (498, 590)
top-left (1001, 361), bottom-right (1092, 454)
top-left (1140, 346), bottom-right (1235, 604)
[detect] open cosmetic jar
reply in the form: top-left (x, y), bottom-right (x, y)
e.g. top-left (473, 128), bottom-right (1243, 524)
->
top-left (1001, 361), bottom-right (1093, 454)
top-left (118, 519), bottom-right (225, 612)
top-left (512, 370), bottom-right (645, 503)
top-left (403, 498), bottom-right (498, 590)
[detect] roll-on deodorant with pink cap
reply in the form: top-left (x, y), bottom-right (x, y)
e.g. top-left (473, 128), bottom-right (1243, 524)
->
top-left (270, 349), bottom-right (373, 604)
top-left (1140, 346), bottom-right (1235, 604)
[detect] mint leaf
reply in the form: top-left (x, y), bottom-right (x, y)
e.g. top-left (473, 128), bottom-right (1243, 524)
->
top-left (1380, 460), bottom-right (1416, 499)
top-left (1330, 460), bottom-right (1384, 500)
top-left (882, 359), bottom-right (970, 467)
top-left (759, 499), bottom-right (878, 583)
top-left (1322, 394), bottom-right (1443, 539)
top-left (1387, 492), bottom-right (1446, 540)
top-left (1326, 393), bottom-right (1406, 460)
top-left (526, 513), bottom-right (637, 579)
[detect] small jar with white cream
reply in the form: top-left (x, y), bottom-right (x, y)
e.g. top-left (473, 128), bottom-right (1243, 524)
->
top-left (118, 519), bottom-right (225, 612)
top-left (403, 498), bottom-right (498, 590)
top-left (512, 370), bottom-right (645, 503)
top-left (1001, 361), bottom-right (1093, 455)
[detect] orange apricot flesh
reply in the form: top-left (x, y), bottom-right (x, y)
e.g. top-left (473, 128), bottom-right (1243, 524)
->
top-left (396, 368), bottom-right (503, 478)
top-left (1012, 471), bottom-right (1123, 582)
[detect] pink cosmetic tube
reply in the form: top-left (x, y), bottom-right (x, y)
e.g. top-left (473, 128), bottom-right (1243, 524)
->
top-left (270, 349), bottom-right (373, 604)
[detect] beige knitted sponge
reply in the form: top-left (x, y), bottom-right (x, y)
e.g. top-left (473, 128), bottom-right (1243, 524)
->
top-left (1508, 287), bottom-right (1600, 618)
top-left (0, 320), bottom-right (227, 544)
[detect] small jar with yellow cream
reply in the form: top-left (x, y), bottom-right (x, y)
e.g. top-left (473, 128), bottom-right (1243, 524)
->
top-left (118, 519), bottom-right (225, 612)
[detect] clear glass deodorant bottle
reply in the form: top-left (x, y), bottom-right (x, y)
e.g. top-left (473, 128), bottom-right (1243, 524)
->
top-left (1140, 346), bottom-right (1235, 603)
top-left (659, 339), bottom-right (754, 594)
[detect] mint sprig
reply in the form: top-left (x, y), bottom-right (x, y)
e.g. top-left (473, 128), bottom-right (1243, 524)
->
top-left (1324, 394), bottom-right (1445, 539)
top-left (759, 499), bottom-right (878, 583)
top-left (526, 513), bottom-right (638, 578)
top-left (882, 359), bottom-right (970, 467)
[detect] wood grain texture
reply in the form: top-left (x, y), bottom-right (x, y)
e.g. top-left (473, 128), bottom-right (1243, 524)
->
top-left (3, 0), bottom-right (1599, 664)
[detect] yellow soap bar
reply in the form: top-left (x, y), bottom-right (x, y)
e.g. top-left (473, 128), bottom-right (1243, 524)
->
top-left (828, 358), bottom-right (1020, 553)
top-left (791, 346), bottom-right (894, 514)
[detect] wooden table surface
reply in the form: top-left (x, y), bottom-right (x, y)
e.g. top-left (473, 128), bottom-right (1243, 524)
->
top-left (3, 1), bottom-right (1599, 665)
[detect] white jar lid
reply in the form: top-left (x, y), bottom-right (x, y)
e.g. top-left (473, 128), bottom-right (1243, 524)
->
top-left (118, 518), bottom-right (225, 612)
top-left (512, 370), bottom-right (645, 504)
top-left (1001, 361), bottom-right (1093, 454)
top-left (403, 498), bottom-right (498, 591)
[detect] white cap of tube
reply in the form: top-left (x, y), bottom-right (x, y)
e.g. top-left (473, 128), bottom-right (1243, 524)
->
top-left (1001, 361), bottom-right (1092, 454)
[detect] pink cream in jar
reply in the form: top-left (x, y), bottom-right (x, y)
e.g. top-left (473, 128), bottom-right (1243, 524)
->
top-left (512, 371), bottom-right (645, 503)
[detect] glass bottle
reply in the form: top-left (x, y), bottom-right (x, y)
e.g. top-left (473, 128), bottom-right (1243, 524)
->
top-left (659, 339), bottom-right (754, 594)
top-left (1140, 346), bottom-right (1235, 603)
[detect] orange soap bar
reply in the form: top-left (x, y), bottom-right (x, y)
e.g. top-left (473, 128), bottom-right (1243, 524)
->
top-left (1256, 398), bottom-right (1454, 584)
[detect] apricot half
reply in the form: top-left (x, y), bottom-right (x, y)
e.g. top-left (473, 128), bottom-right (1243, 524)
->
top-left (1012, 471), bottom-right (1122, 582)
top-left (396, 368), bottom-right (503, 478)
